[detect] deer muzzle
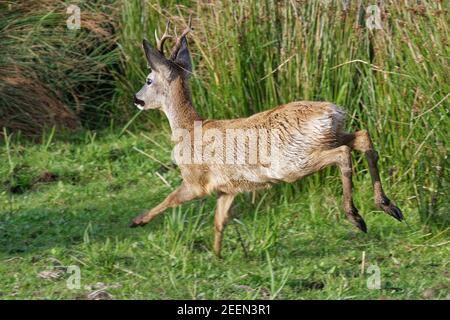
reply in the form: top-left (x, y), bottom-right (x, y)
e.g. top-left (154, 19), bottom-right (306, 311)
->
top-left (134, 95), bottom-right (145, 110)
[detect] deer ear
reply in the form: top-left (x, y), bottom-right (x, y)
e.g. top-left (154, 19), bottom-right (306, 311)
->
top-left (143, 39), bottom-right (172, 75)
top-left (174, 37), bottom-right (192, 75)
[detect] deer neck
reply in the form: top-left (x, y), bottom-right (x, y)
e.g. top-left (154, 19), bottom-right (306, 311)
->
top-left (163, 77), bottom-right (202, 134)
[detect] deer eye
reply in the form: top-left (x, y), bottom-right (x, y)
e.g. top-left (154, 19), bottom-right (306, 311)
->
top-left (146, 79), bottom-right (153, 85)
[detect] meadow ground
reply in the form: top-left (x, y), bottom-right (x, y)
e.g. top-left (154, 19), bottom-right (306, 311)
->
top-left (1, 0), bottom-right (448, 300)
top-left (0, 130), bottom-right (448, 299)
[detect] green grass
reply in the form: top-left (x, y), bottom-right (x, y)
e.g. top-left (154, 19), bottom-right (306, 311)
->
top-left (0, 130), bottom-right (448, 299)
top-left (0, 0), bottom-right (449, 299)
top-left (116, 0), bottom-right (449, 226)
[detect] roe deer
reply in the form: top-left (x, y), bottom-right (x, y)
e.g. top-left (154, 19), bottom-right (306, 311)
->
top-left (131, 17), bottom-right (403, 258)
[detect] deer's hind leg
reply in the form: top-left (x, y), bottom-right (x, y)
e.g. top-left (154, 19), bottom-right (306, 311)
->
top-left (315, 145), bottom-right (367, 232)
top-left (342, 130), bottom-right (403, 221)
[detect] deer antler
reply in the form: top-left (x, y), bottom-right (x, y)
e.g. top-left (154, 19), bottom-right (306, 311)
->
top-left (155, 20), bottom-right (172, 56)
top-left (169, 15), bottom-right (192, 61)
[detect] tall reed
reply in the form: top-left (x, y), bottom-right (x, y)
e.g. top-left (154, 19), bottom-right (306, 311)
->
top-left (115, 0), bottom-right (448, 226)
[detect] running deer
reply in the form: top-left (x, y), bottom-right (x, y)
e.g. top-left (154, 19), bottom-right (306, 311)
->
top-left (131, 18), bottom-right (403, 257)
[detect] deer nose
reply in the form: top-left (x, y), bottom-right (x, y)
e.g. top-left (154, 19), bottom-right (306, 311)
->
top-left (134, 95), bottom-right (145, 108)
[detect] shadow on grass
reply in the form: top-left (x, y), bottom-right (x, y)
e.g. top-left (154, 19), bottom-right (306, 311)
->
top-left (0, 188), bottom-right (413, 264)
top-left (0, 198), bottom-right (167, 257)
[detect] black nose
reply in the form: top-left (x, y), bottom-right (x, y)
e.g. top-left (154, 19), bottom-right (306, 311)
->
top-left (134, 95), bottom-right (145, 107)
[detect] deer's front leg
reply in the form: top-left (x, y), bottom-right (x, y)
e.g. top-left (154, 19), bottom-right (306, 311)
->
top-left (214, 193), bottom-right (236, 258)
top-left (130, 182), bottom-right (201, 227)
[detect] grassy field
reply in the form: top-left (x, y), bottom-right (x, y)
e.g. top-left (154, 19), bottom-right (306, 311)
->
top-left (0, 130), bottom-right (448, 299)
top-left (0, 0), bottom-right (449, 299)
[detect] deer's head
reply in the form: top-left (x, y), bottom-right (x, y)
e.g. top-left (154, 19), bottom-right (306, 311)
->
top-left (134, 18), bottom-right (193, 110)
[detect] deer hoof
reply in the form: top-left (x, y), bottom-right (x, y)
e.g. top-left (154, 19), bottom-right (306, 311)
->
top-left (347, 207), bottom-right (367, 233)
top-left (381, 203), bottom-right (404, 222)
top-left (129, 215), bottom-right (149, 228)
top-left (350, 215), bottom-right (367, 233)
top-left (129, 221), bottom-right (148, 228)
top-left (377, 196), bottom-right (403, 221)
top-left (356, 218), bottom-right (367, 233)
top-left (129, 222), bottom-right (141, 228)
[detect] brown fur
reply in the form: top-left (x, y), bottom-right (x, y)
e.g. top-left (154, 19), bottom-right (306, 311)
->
top-left (131, 25), bottom-right (403, 258)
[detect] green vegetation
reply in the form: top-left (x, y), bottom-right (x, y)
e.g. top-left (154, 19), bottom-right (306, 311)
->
top-left (0, 131), bottom-right (448, 299)
top-left (0, 0), bottom-right (448, 299)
